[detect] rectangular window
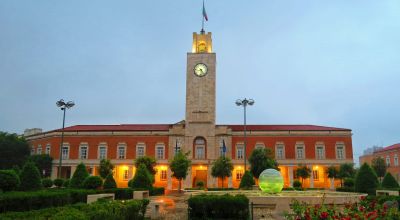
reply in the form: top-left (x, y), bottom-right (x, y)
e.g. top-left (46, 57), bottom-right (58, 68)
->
top-left (160, 170), bottom-right (167, 181)
top-left (236, 145), bottom-right (244, 159)
top-left (316, 146), bottom-right (324, 159)
top-left (31, 147), bottom-right (35, 155)
top-left (276, 144), bottom-right (284, 159)
top-left (313, 170), bottom-right (319, 181)
top-left (45, 144), bottom-right (51, 155)
top-left (236, 170), bottom-right (244, 181)
top-left (118, 145), bottom-right (126, 159)
top-left (37, 145), bottom-right (42, 155)
top-left (336, 145), bottom-right (345, 159)
top-left (62, 145), bottom-right (69, 159)
top-left (99, 145), bottom-right (107, 159)
top-left (80, 145), bottom-right (88, 159)
top-left (196, 146), bottom-right (205, 159)
top-left (123, 169), bottom-right (129, 181)
top-left (296, 145), bottom-right (305, 159)
top-left (174, 145), bottom-right (181, 155)
top-left (136, 143), bottom-right (145, 158)
top-left (386, 156), bottom-right (391, 166)
top-left (395, 155), bottom-right (398, 166)
top-left (156, 145), bottom-right (165, 159)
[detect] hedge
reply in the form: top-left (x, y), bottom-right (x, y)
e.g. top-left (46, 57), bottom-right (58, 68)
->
top-left (0, 199), bottom-right (149, 220)
top-left (0, 170), bottom-right (20, 192)
top-left (188, 194), bottom-right (249, 219)
top-left (336, 187), bottom-right (355, 192)
top-left (207, 188), bottom-right (236, 191)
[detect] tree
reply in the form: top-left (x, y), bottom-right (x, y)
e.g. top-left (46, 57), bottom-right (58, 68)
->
top-left (128, 163), bottom-right (153, 189)
top-left (0, 132), bottom-right (30, 169)
top-left (103, 173), bottom-right (117, 189)
top-left (19, 161), bottom-right (43, 191)
top-left (239, 171), bottom-right (255, 189)
top-left (381, 172), bottom-right (399, 189)
top-left (326, 165), bottom-right (338, 189)
top-left (170, 151), bottom-right (191, 191)
top-left (354, 163), bottom-right (378, 195)
top-left (28, 154), bottom-right (53, 177)
top-left (69, 163), bottom-right (89, 188)
top-left (371, 157), bottom-right (387, 182)
top-left (296, 165), bottom-right (311, 185)
top-left (338, 163), bottom-right (355, 187)
top-left (248, 148), bottom-right (278, 179)
top-left (135, 156), bottom-right (157, 176)
top-left (211, 156), bottom-right (234, 188)
top-left (0, 170), bottom-right (20, 191)
top-left (99, 159), bottom-right (114, 179)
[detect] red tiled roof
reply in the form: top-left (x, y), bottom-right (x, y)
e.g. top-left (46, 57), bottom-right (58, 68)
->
top-left (225, 125), bottom-right (351, 132)
top-left (375, 143), bottom-right (400, 153)
top-left (54, 124), bottom-right (171, 132)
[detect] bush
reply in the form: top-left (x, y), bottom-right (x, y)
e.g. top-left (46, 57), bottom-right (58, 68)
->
top-left (70, 163), bottom-right (89, 188)
top-left (188, 194), bottom-right (249, 219)
top-left (54, 178), bottom-right (65, 188)
top-left (207, 188), bottom-right (236, 191)
top-left (355, 163), bottom-right (378, 195)
top-left (344, 178), bottom-right (355, 187)
top-left (42, 178), bottom-right (53, 188)
top-left (0, 170), bottom-right (20, 192)
top-left (128, 164), bottom-right (152, 189)
top-left (103, 174), bottom-right (117, 189)
top-left (104, 188), bottom-right (133, 200)
top-left (19, 161), bottom-right (42, 191)
top-left (293, 180), bottom-right (302, 188)
top-left (63, 179), bottom-right (70, 187)
top-left (82, 176), bottom-right (103, 189)
top-left (382, 172), bottom-right (400, 189)
top-left (150, 187), bottom-right (165, 196)
top-left (196, 181), bottom-right (205, 189)
top-left (239, 171), bottom-right (255, 189)
top-left (336, 187), bottom-right (354, 192)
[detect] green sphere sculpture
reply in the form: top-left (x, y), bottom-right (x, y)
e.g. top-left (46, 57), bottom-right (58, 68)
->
top-left (258, 168), bottom-right (284, 193)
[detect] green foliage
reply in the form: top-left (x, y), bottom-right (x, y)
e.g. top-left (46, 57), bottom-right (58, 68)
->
top-left (70, 163), bottom-right (89, 188)
top-left (103, 174), bottom-right (117, 189)
top-left (54, 178), bottom-right (65, 188)
top-left (239, 171), bottom-right (255, 189)
top-left (150, 187), bottom-right (165, 196)
top-left (135, 156), bottom-right (157, 176)
top-left (188, 194), bottom-right (249, 219)
top-left (42, 178), bottom-right (53, 188)
top-left (196, 181), bottom-right (205, 189)
top-left (128, 164), bottom-right (152, 189)
top-left (0, 132), bottom-right (30, 170)
top-left (372, 157), bottom-right (387, 180)
top-left (28, 154), bottom-right (53, 177)
top-left (0, 170), bottom-right (20, 191)
top-left (211, 156), bottom-right (233, 188)
top-left (293, 180), bottom-right (302, 188)
top-left (19, 161), bottom-right (43, 191)
top-left (103, 188), bottom-right (133, 200)
top-left (354, 163), bottom-right (379, 195)
top-left (0, 198), bottom-right (150, 220)
top-left (248, 148), bottom-right (278, 179)
top-left (338, 163), bottom-right (356, 179)
top-left (343, 178), bottom-right (354, 187)
top-left (82, 176), bottom-right (103, 189)
top-left (336, 187), bottom-right (354, 192)
top-left (326, 166), bottom-right (338, 179)
top-left (295, 165), bottom-right (311, 184)
top-left (99, 159), bottom-right (114, 179)
top-left (170, 151), bottom-right (191, 191)
top-left (381, 172), bottom-right (399, 189)
top-left (63, 179), bottom-right (70, 187)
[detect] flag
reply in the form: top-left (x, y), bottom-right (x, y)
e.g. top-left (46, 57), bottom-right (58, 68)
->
top-left (202, 1), bottom-right (208, 21)
top-left (222, 139), bottom-right (227, 154)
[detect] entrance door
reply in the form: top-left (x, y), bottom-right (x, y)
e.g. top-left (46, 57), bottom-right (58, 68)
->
top-left (194, 170), bottom-right (207, 188)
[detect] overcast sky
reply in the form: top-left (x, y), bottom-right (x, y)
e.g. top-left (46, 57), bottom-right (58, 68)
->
top-left (1, 1), bottom-right (399, 164)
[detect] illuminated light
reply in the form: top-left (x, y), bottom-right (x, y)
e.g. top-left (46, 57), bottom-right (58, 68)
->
top-left (259, 169), bottom-right (284, 193)
top-left (199, 165), bottom-right (203, 169)
top-left (315, 166), bottom-right (319, 170)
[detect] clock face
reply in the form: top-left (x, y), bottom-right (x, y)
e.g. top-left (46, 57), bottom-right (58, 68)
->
top-left (194, 63), bottom-right (208, 77)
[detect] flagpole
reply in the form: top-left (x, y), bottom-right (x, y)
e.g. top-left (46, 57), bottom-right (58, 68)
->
top-left (201, 0), bottom-right (205, 33)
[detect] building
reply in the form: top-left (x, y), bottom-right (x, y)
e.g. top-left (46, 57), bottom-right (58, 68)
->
top-left (359, 143), bottom-right (400, 181)
top-left (25, 30), bottom-right (354, 189)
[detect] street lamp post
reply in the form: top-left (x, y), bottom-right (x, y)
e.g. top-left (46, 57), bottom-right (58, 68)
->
top-left (235, 98), bottom-right (254, 171)
top-left (56, 99), bottom-right (75, 178)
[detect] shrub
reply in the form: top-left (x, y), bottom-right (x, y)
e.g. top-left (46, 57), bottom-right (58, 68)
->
top-left (42, 178), bottom-right (53, 188)
top-left (99, 159), bottom-right (114, 179)
top-left (0, 170), bottom-right (20, 192)
top-left (82, 176), bottom-right (103, 189)
top-left (103, 174), bottom-right (117, 189)
top-left (128, 164), bottom-right (152, 189)
top-left (207, 187), bottom-right (236, 191)
top-left (63, 179), bottom-right (70, 187)
top-left (381, 172), bottom-right (400, 189)
top-left (196, 181), bottom-right (205, 189)
top-left (104, 188), bottom-right (134, 200)
top-left (188, 194), bottom-right (249, 219)
top-left (293, 180), bottom-right (302, 188)
top-left (54, 178), bottom-right (65, 188)
top-left (70, 163), bottom-right (89, 188)
top-left (239, 171), bottom-right (255, 189)
top-left (344, 178), bottom-right (355, 187)
top-left (150, 187), bottom-right (165, 196)
top-left (336, 187), bottom-right (354, 192)
top-left (19, 161), bottom-right (42, 191)
top-left (355, 163), bottom-right (378, 195)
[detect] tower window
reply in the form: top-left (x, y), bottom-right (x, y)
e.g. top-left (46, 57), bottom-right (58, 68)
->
top-left (194, 137), bottom-right (206, 159)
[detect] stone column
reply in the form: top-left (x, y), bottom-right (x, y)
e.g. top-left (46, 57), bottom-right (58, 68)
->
top-left (330, 178), bottom-right (335, 190)
top-left (167, 168), bottom-right (172, 190)
top-left (309, 166), bottom-right (314, 188)
top-left (70, 165), bottom-right (77, 179)
top-left (228, 176), bottom-right (233, 188)
top-left (288, 166), bottom-right (294, 187)
top-left (184, 167), bottom-right (192, 189)
top-left (51, 166), bottom-right (58, 179)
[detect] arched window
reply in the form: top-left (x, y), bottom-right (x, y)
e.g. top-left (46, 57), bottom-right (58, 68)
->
top-left (194, 137), bottom-right (206, 159)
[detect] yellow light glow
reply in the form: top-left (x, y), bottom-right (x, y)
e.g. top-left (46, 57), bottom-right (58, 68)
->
top-left (315, 166), bottom-right (319, 170)
top-left (199, 165), bottom-right (203, 169)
